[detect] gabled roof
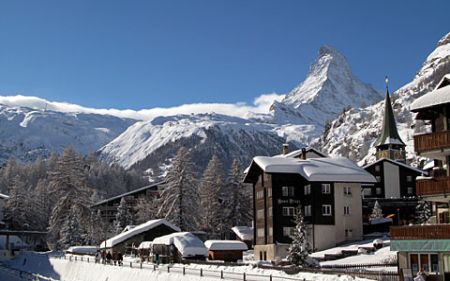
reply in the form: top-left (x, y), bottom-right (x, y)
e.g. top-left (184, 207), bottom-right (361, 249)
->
top-left (100, 219), bottom-right (180, 248)
top-left (244, 156), bottom-right (376, 183)
top-left (411, 74), bottom-right (450, 112)
top-left (152, 232), bottom-right (208, 257)
top-left (363, 158), bottom-right (425, 175)
top-left (231, 226), bottom-right (253, 241)
top-left (374, 88), bottom-right (405, 147)
top-left (204, 240), bottom-right (248, 251)
top-left (92, 181), bottom-right (162, 207)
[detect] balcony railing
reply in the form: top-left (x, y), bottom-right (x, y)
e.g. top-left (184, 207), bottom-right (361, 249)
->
top-left (391, 224), bottom-right (450, 240)
top-left (414, 131), bottom-right (450, 154)
top-left (416, 176), bottom-right (450, 197)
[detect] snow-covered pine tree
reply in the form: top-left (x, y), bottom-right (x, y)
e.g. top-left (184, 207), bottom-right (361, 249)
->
top-left (415, 199), bottom-right (432, 224)
top-left (199, 155), bottom-right (225, 238)
top-left (58, 205), bottom-right (86, 249)
top-left (157, 147), bottom-right (199, 231)
top-left (135, 198), bottom-right (158, 224)
top-left (369, 200), bottom-right (384, 221)
top-left (47, 147), bottom-right (93, 249)
top-left (226, 159), bottom-right (252, 227)
top-left (114, 197), bottom-right (135, 234)
top-left (287, 205), bottom-right (311, 267)
top-left (4, 175), bottom-right (31, 230)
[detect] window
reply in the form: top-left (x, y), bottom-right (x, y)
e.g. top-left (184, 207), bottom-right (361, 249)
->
top-left (257, 228), bottom-right (264, 237)
top-left (269, 227), bottom-right (273, 236)
top-left (376, 176), bottom-right (381, 182)
top-left (282, 207), bottom-right (295, 216)
top-left (268, 207), bottom-right (273, 217)
top-left (304, 184), bottom-right (311, 195)
top-left (282, 186), bottom-right (295, 197)
top-left (267, 188), bottom-right (272, 197)
top-left (344, 206), bottom-right (350, 215)
top-left (345, 229), bottom-right (353, 239)
top-left (409, 253), bottom-right (439, 274)
top-left (375, 165), bottom-right (380, 172)
top-left (283, 227), bottom-right (293, 237)
top-left (407, 176), bottom-right (413, 182)
top-left (344, 186), bottom-right (352, 196)
top-left (376, 187), bottom-right (382, 195)
top-left (407, 187), bottom-right (414, 195)
top-left (322, 184), bottom-right (331, 194)
top-left (322, 204), bottom-right (332, 216)
top-left (256, 190), bottom-right (264, 199)
top-left (257, 209), bottom-right (264, 219)
top-left (304, 205), bottom-right (312, 216)
top-left (363, 188), bottom-right (372, 196)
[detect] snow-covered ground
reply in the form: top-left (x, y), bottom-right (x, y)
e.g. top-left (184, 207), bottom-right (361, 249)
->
top-left (1, 251), bottom-right (377, 281)
top-left (310, 238), bottom-right (390, 260)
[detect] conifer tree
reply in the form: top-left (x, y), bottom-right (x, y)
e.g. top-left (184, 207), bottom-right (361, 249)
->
top-left (157, 147), bottom-right (199, 231)
top-left (135, 198), bottom-right (158, 224)
top-left (226, 160), bottom-right (252, 227)
top-left (114, 197), bottom-right (135, 234)
top-left (58, 205), bottom-right (86, 249)
top-left (369, 200), bottom-right (384, 221)
top-left (4, 176), bottom-right (31, 230)
top-left (287, 205), bottom-right (311, 266)
top-left (415, 199), bottom-right (432, 224)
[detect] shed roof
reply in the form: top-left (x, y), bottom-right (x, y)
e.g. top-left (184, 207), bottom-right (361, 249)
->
top-left (231, 226), bottom-right (253, 241)
top-left (153, 232), bottom-right (208, 257)
top-left (204, 240), bottom-right (248, 251)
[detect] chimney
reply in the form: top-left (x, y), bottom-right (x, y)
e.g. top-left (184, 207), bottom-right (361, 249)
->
top-left (282, 143), bottom-right (289, 155)
top-left (301, 148), bottom-right (307, 160)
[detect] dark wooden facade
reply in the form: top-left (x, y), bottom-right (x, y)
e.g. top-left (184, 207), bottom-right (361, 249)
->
top-left (207, 250), bottom-right (244, 262)
top-left (92, 182), bottom-right (161, 223)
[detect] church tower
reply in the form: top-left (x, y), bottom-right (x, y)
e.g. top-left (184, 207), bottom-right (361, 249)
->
top-left (374, 77), bottom-right (406, 162)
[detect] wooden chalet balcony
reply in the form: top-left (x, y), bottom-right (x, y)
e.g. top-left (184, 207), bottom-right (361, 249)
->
top-left (416, 176), bottom-right (450, 197)
top-left (414, 131), bottom-right (450, 154)
top-left (391, 224), bottom-right (450, 240)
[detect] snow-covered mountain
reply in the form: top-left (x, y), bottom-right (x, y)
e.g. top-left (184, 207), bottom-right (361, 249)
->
top-left (100, 45), bottom-right (383, 176)
top-left (0, 104), bottom-right (135, 163)
top-left (271, 45), bottom-right (382, 126)
top-left (100, 113), bottom-right (293, 178)
top-left (315, 32), bottom-right (450, 165)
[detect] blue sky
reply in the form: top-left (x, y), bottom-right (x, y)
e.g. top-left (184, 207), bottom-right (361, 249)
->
top-left (0, 0), bottom-right (449, 111)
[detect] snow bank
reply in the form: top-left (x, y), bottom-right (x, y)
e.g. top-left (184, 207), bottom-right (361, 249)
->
top-left (100, 219), bottom-right (180, 248)
top-left (138, 241), bottom-right (152, 249)
top-left (65, 246), bottom-right (98, 255)
top-left (310, 238), bottom-right (390, 259)
top-left (204, 240), bottom-right (248, 251)
top-left (320, 247), bottom-right (397, 267)
top-left (153, 232), bottom-right (208, 257)
top-left (231, 226), bottom-right (253, 241)
top-left (4, 252), bottom-right (376, 281)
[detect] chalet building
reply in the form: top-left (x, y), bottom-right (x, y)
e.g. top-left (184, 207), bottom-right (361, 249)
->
top-left (91, 182), bottom-right (161, 223)
top-left (244, 155), bottom-right (376, 261)
top-left (391, 74), bottom-right (450, 280)
top-left (362, 79), bottom-right (424, 226)
top-left (100, 219), bottom-right (180, 254)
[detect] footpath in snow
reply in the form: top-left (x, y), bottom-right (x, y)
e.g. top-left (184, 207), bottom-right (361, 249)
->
top-left (1, 252), bottom-right (377, 281)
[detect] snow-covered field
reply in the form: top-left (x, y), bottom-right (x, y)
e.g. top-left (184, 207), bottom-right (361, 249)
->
top-left (0, 251), bottom-right (377, 281)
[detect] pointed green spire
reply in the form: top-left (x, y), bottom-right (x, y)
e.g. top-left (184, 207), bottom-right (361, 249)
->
top-left (375, 77), bottom-right (406, 148)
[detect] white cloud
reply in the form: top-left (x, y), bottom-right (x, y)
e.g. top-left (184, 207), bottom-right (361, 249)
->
top-left (0, 93), bottom-right (285, 121)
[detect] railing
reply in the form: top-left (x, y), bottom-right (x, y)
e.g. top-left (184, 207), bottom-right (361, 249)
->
top-left (414, 131), bottom-right (450, 154)
top-left (390, 224), bottom-right (450, 240)
top-left (416, 177), bottom-right (450, 196)
top-left (53, 254), bottom-right (399, 281)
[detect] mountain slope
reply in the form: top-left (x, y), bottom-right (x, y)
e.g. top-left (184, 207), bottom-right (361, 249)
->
top-left (0, 105), bottom-right (135, 163)
top-left (315, 32), bottom-right (450, 165)
top-left (100, 113), bottom-right (293, 178)
top-left (271, 45), bottom-right (382, 126)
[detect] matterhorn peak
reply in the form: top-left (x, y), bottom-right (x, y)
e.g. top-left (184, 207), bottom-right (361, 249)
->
top-left (273, 45), bottom-right (382, 126)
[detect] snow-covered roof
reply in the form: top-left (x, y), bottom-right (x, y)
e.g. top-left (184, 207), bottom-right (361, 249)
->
top-left (0, 193), bottom-right (9, 200)
top-left (231, 226), bottom-right (253, 241)
top-left (411, 75), bottom-right (450, 112)
top-left (152, 232), bottom-right (208, 257)
top-left (249, 156), bottom-right (376, 183)
top-left (363, 158), bottom-right (425, 175)
top-left (100, 219), bottom-right (180, 248)
top-left (274, 147), bottom-right (327, 159)
top-left (423, 160), bottom-right (435, 170)
top-left (138, 241), bottom-right (152, 249)
top-left (369, 217), bottom-right (393, 225)
top-left (66, 246), bottom-right (98, 255)
top-left (204, 240), bottom-right (248, 251)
